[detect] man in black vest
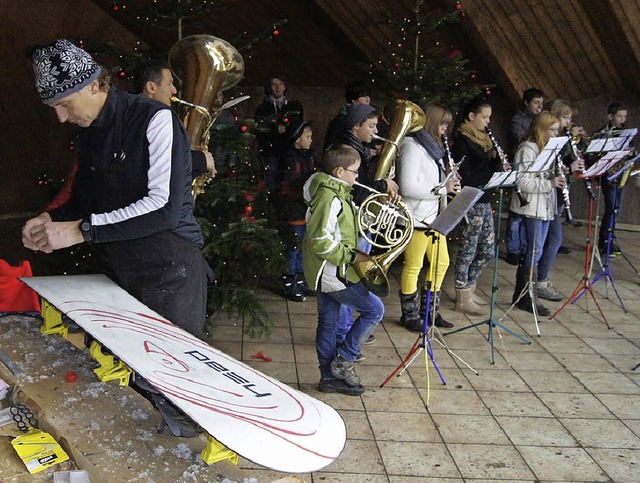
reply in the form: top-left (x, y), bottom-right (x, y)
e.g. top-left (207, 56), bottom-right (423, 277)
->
top-left (23, 39), bottom-right (211, 338)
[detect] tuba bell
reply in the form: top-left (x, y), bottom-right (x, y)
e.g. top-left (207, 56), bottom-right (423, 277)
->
top-left (374, 99), bottom-right (426, 179)
top-left (169, 35), bottom-right (244, 199)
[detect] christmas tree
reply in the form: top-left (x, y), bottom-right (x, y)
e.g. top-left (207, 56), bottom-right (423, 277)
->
top-left (365, 0), bottom-right (491, 110)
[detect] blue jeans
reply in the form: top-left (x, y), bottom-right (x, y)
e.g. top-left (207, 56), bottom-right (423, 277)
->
top-left (521, 217), bottom-right (551, 269)
top-left (285, 224), bottom-right (306, 274)
top-left (506, 211), bottom-right (524, 255)
top-left (537, 211), bottom-right (563, 281)
top-left (316, 282), bottom-right (384, 380)
top-left (336, 235), bottom-right (371, 343)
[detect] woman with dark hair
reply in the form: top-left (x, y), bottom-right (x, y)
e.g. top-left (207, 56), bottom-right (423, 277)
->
top-left (451, 96), bottom-right (502, 315)
top-left (510, 111), bottom-right (566, 315)
top-left (396, 101), bottom-right (459, 332)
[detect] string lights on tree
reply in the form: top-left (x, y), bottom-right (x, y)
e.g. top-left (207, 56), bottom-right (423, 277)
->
top-left (366, 0), bottom-right (492, 111)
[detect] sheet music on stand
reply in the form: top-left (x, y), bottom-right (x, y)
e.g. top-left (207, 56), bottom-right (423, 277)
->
top-left (579, 150), bottom-right (630, 178)
top-left (586, 128), bottom-right (637, 153)
top-left (608, 152), bottom-right (640, 182)
top-left (430, 186), bottom-right (483, 235)
top-left (529, 137), bottom-right (569, 172)
top-left (483, 170), bottom-right (518, 190)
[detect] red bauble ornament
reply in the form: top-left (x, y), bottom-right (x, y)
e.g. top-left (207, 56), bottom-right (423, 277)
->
top-left (283, 117), bottom-right (289, 124)
top-left (118, 70), bottom-right (127, 78)
top-left (485, 89), bottom-right (492, 95)
top-left (240, 124), bottom-right (249, 133)
top-left (244, 192), bottom-right (256, 202)
top-left (273, 29), bottom-right (280, 36)
top-left (244, 205), bottom-right (254, 215)
top-left (456, 2), bottom-right (463, 11)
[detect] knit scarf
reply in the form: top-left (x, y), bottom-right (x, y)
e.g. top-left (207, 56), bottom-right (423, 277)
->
top-left (459, 121), bottom-right (493, 152)
top-left (413, 129), bottom-right (444, 165)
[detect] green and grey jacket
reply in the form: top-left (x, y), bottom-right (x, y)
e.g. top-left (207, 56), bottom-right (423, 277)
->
top-left (302, 172), bottom-right (361, 292)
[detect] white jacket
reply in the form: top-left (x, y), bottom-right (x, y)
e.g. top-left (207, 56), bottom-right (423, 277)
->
top-left (510, 141), bottom-right (557, 220)
top-left (396, 137), bottom-right (447, 229)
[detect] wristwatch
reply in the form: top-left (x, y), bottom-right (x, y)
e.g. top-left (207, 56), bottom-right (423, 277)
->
top-left (80, 218), bottom-right (93, 243)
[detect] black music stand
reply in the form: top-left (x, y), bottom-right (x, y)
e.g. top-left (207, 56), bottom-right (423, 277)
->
top-left (381, 187), bottom-right (483, 403)
top-left (550, 152), bottom-right (626, 327)
top-left (444, 171), bottom-right (530, 363)
top-left (573, 155), bottom-right (636, 312)
top-left (495, 137), bottom-right (566, 335)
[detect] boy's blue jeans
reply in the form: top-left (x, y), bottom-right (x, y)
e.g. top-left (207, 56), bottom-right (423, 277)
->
top-left (336, 235), bottom-right (371, 342)
top-left (316, 282), bottom-right (384, 381)
top-left (285, 224), bottom-right (306, 274)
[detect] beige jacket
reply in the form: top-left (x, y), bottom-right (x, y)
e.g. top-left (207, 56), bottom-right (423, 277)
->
top-left (510, 141), bottom-right (557, 221)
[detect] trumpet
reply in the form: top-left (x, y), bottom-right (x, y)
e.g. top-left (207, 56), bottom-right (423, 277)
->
top-left (351, 181), bottom-right (413, 297)
top-left (486, 128), bottom-right (529, 207)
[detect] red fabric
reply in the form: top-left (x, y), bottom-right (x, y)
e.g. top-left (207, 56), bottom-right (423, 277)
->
top-left (0, 260), bottom-right (41, 312)
top-left (46, 157), bottom-right (79, 211)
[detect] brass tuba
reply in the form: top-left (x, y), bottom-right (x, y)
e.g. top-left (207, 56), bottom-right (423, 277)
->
top-left (169, 35), bottom-right (244, 199)
top-left (374, 99), bottom-right (426, 179)
top-left (352, 99), bottom-right (424, 297)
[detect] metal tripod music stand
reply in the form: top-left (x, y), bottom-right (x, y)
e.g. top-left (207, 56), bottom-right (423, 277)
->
top-left (381, 187), bottom-right (483, 405)
top-left (573, 168), bottom-right (629, 312)
top-left (380, 231), bottom-right (478, 405)
top-left (550, 174), bottom-right (611, 328)
top-left (492, 141), bottom-right (565, 336)
top-left (444, 179), bottom-right (530, 363)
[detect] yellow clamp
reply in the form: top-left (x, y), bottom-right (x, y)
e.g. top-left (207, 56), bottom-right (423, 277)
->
top-left (201, 433), bottom-right (238, 465)
top-left (89, 340), bottom-right (132, 386)
top-left (39, 299), bottom-right (68, 338)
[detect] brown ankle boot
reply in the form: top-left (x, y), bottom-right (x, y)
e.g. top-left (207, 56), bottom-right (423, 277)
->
top-left (454, 286), bottom-right (486, 315)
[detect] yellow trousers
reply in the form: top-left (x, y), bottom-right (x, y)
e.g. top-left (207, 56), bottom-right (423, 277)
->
top-left (400, 229), bottom-right (449, 295)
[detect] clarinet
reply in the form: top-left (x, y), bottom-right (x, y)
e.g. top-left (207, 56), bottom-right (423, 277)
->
top-left (486, 128), bottom-right (529, 207)
top-left (442, 134), bottom-right (462, 192)
top-left (556, 149), bottom-right (573, 223)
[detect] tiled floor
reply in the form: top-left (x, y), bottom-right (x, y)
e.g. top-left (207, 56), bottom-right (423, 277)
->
top-left (1, 222), bottom-right (639, 482)
top-left (206, 223), bottom-right (640, 482)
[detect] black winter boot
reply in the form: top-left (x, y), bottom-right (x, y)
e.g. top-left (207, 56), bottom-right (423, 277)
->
top-left (282, 274), bottom-right (305, 302)
top-left (512, 263), bottom-right (528, 305)
top-left (295, 272), bottom-right (316, 296)
top-left (429, 290), bottom-right (454, 329)
top-left (419, 287), bottom-right (428, 321)
top-left (399, 291), bottom-right (422, 333)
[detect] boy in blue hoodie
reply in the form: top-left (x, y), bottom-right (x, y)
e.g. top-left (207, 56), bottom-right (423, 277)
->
top-left (302, 145), bottom-right (384, 396)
